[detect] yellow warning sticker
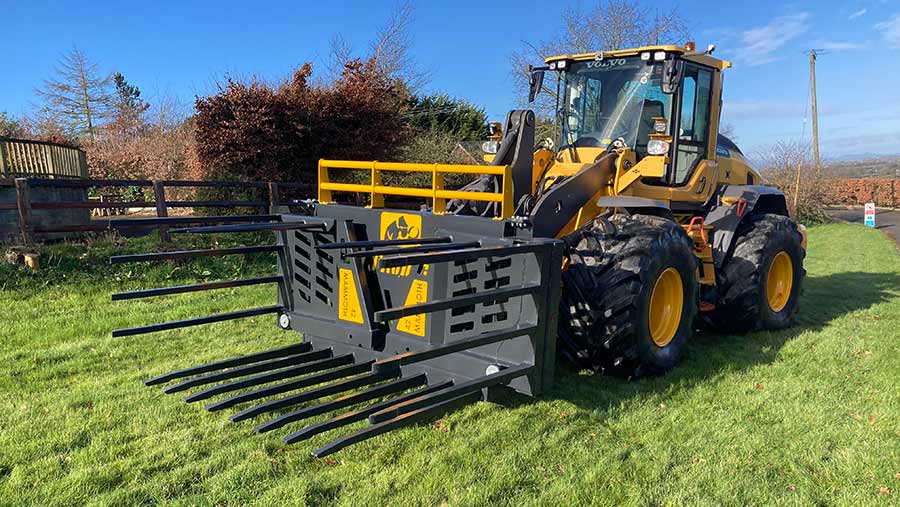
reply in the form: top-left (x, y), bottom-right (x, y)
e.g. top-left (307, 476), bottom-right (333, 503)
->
top-left (337, 268), bottom-right (364, 323)
top-left (378, 212), bottom-right (422, 277)
top-left (397, 279), bottom-right (428, 336)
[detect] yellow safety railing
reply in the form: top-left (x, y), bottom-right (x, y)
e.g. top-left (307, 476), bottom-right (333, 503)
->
top-left (318, 159), bottom-right (515, 218)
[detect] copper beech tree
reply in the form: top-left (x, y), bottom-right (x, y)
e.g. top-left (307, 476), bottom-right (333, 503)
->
top-left (194, 60), bottom-right (408, 186)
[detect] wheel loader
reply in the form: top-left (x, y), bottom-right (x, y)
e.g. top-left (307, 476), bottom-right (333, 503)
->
top-left (113, 43), bottom-right (806, 456)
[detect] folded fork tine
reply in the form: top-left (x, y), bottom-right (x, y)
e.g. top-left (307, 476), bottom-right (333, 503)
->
top-left (162, 348), bottom-right (332, 394)
top-left (206, 360), bottom-right (373, 413)
top-left (231, 368), bottom-right (400, 423)
top-left (183, 354), bottom-right (354, 403)
top-left (255, 373), bottom-right (428, 433)
top-left (143, 343), bottom-right (310, 386)
top-left (313, 391), bottom-right (482, 458)
top-left (283, 380), bottom-right (454, 444)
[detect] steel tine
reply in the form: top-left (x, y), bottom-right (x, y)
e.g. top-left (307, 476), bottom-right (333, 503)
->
top-left (313, 391), bottom-right (482, 458)
top-left (206, 360), bottom-right (373, 413)
top-left (255, 374), bottom-right (427, 434)
top-left (342, 241), bottom-right (480, 259)
top-left (114, 305), bottom-right (282, 338)
top-left (283, 380), bottom-right (454, 444)
top-left (368, 363), bottom-right (533, 425)
top-left (162, 348), bottom-right (332, 394)
top-left (231, 368), bottom-right (398, 423)
top-left (183, 354), bottom-right (354, 403)
top-left (143, 343), bottom-right (310, 386)
top-left (317, 237), bottom-right (452, 250)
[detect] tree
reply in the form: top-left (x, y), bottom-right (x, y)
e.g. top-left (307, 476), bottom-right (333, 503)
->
top-left (325, 1), bottom-right (428, 93)
top-left (35, 47), bottom-right (112, 141)
top-left (405, 94), bottom-right (487, 141)
top-left (719, 123), bottom-right (738, 141)
top-left (509, 1), bottom-right (691, 114)
top-left (194, 59), bottom-right (408, 185)
top-left (0, 112), bottom-right (24, 138)
top-left (755, 140), bottom-right (828, 223)
top-left (106, 72), bottom-right (150, 139)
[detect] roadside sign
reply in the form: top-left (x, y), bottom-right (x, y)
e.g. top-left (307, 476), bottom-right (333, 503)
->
top-left (864, 203), bottom-right (876, 227)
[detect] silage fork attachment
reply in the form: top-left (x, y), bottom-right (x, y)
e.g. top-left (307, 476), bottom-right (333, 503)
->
top-left (111, 208), bottom-right (562, 456)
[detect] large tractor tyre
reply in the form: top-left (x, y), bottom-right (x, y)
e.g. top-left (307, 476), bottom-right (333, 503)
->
top-left (560, 213), bottom-right (699, 378)
top-left (708, 213), bottom-right (805, 333)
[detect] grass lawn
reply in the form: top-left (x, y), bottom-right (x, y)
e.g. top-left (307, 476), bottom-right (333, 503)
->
top-left (1, 223), bottom-right (899, 506)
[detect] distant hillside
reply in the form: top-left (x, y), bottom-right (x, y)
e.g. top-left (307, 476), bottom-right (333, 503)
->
top-left (823, 156), bottom-right (900, 178)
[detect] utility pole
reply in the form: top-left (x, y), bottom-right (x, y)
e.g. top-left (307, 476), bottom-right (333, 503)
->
top-left (809, 50), bottom-right (821, 175)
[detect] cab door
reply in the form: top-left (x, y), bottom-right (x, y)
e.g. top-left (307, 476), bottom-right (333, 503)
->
top-left (671, 64), bottom-right (714, 185)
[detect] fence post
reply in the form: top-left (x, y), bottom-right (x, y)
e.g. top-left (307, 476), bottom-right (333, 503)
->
top-left (268, 182), bottom-right (280, 215)
top-left (153, 181), bottom-right (171, 243)
top-left (0, 141), bottom-right (8, 178)
top-left (14, 178), bottom-right (34, 245)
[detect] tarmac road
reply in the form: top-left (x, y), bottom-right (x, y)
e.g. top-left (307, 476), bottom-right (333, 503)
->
top-left (826, 207), bottom-right (900, 245)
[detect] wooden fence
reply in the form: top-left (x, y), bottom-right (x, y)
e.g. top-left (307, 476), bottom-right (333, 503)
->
top-left (0, 177), bottom-right (312, 245)
top-left (0, 138), bottom-right (88, 179)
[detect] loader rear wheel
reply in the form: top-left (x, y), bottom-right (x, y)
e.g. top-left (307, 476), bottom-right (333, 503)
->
top-left (708, 213), bottom-right (805, 332)
top-left (560, 213), bottom-right (699, 377)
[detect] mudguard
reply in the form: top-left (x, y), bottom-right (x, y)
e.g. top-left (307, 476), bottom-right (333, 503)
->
top-left (704, 185), bottom-right (790, 267)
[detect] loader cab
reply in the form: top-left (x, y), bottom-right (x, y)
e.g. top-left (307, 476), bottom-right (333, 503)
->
top-left (543, 45), bottom-right (730, 192)
top-left (551, 55), bottom-right (674, 161)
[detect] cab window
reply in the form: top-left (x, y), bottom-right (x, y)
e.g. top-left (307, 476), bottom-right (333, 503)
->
top-left (674, 65), bottom-right (713, 183)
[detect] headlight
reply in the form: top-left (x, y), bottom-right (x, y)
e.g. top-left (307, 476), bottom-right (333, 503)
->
top-left (482, 141), bottom-right (499, 154)
top-left (647, 139), bottom-right (670, 155)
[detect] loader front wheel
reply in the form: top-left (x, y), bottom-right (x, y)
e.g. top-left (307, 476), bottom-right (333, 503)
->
top-left (708, 213), bottom-right (805, 332)
top-left (561, 213), bottom-right (699, 377)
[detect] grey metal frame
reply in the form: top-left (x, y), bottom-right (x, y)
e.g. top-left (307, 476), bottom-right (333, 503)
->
top-left (110, 203), bottom-right (564, 456)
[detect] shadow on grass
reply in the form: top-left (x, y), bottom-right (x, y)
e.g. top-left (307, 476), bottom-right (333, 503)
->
top-left (500, 271), bottom-right (900, 412)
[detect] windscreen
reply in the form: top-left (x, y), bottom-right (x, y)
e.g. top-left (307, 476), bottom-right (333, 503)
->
top-left (562, 57), bottom-right (672, 152)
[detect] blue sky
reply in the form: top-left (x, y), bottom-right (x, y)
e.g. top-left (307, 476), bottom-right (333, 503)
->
top-left (2, 0), bottom-right (899, 159)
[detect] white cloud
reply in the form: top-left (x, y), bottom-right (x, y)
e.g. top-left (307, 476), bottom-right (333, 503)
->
top-left (734, 13), bottom-right (811, 66)
top-left (815, 40), bottom-right (868, 51)
top-left (848, 8), bottom-right (867, 21)
top-left (724, 100), bottom-right (803, 118)
top-left (875, 14), bottom-right (900, 49)
top-left (723, 100), bottom-right (853, 119)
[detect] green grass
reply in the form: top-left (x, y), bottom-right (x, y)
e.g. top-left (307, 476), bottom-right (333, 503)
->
top-left (1, 224), bottom-right (899, 506)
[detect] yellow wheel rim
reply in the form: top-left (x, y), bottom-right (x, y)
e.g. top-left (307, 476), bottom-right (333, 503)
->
top-left (766, 251), bottom-right (794, 312)
top-left (648, 267), bottom-right (684, 347)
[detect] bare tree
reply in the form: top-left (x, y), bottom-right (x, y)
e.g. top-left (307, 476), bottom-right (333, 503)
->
top-left (324, 34), bottom-right (356, 83)
top-left (369, 0), bottom-right (430, 91)
top-left (755, 140), bottom-right (827, 222)
top-left (509, 0), bottom-right (692, 114)
top-left (323, 1), bottom-right (429, 92)
top-left (719, 123), bottom-right (738, 141)
top-left (35, 47), bottom-right (112, 141)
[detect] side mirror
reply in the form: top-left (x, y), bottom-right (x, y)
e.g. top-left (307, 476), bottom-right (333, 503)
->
top-left (528, 68), bottom-right (545, 102)
top-left (662, 59), bottom-right (683, 95)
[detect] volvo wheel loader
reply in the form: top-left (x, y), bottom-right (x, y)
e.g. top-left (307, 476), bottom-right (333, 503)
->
top-left (113, 43), bottom-right (806, 456)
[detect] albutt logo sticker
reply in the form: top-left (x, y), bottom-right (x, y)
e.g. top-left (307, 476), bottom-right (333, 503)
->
top-left (337, 268), bottom-right (364, 323)
top-left (378, 212), bottom-right (429, 335)
top-left (378, 212), bottom-right (422, 277)
top-left (397, 279), bottom-right (429, 336)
